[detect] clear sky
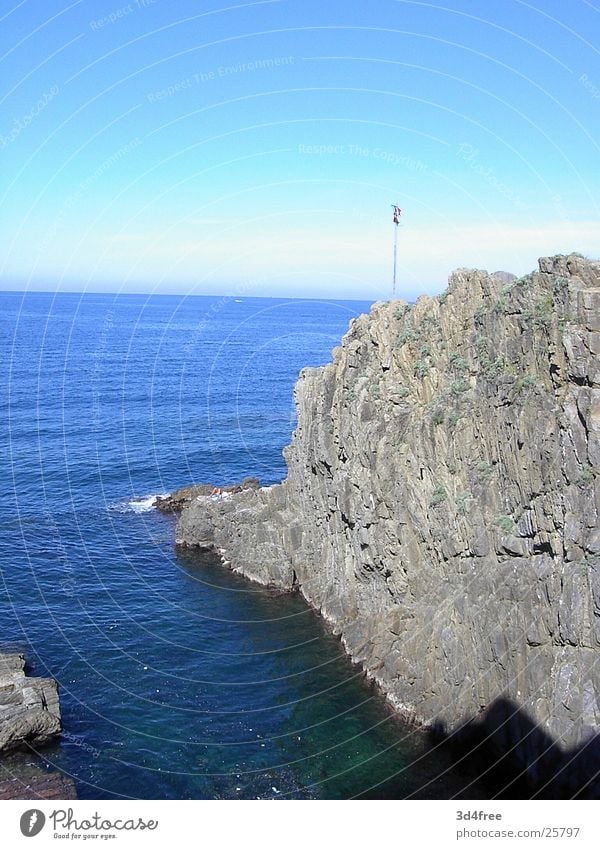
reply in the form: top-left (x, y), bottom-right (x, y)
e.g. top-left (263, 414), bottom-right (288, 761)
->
top-left (0, 0), bottom-right (598, 300)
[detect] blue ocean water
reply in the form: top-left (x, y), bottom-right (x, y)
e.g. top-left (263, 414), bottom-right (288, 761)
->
top-left (0, 291), bottom-right (484, 799)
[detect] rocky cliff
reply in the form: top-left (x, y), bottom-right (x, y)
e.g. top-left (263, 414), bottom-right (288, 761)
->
top-left (177, 254), bottom-right (600, 774)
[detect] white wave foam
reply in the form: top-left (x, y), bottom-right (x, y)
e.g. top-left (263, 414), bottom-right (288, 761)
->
top-left (109, 494), bottom-right (167, 514)
top-left (128, 495), bottom-right (159, 514)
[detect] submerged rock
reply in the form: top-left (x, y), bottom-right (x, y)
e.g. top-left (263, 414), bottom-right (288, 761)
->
top-left (0, 758), bottom-right (76, 800)
top-left (177, 254), bottom-right (600, 792)
top-left (0, 654), bottom-right (62, 754)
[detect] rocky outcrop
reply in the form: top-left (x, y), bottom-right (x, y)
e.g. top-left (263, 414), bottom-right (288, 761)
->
top-left (155, 477), bottom-right (260, 513)
top-left (0, 654), bottom-right (62, 754)
top-left (177, 254), bottom-right (600, 768)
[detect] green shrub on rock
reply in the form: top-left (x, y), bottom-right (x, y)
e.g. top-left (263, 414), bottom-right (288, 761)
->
top-left (494, 515), bottom-right (515, 533)
top-left (430, 485), bottom-right (447, 506)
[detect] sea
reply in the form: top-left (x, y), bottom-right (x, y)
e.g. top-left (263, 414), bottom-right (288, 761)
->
top-left (0, 290), bottom-right (488, 799)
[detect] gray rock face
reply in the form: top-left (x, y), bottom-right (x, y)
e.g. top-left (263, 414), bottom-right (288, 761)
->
top-left (177, 254), bottom-right (600, 756)
top-left (0, 654), bottom-right (62, 754)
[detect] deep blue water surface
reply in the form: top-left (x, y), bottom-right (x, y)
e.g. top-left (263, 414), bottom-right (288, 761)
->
top-left (0, 291), bottom-right (484, 799)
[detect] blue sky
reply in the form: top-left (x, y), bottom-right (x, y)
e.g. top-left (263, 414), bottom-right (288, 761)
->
top-left (0, 0), bottom-right (598, 300)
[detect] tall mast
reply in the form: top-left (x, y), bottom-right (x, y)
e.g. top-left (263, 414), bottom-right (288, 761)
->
top-left (391, 204), bottom-right (401, 297)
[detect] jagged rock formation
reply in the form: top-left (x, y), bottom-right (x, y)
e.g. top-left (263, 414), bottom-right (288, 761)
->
top-left (177, 254), bottom-right (600, 763)
top-left (0, 654), bottom-right (62, 754)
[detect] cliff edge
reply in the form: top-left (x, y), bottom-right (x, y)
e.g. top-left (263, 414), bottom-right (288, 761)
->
top-left (177, 254), bottom-right (600, 777)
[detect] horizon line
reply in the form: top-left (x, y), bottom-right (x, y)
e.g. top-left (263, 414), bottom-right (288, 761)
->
top-left (0, 287), bottom-right (379, 304)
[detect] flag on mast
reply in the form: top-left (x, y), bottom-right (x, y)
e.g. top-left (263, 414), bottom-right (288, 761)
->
top-left (391, 205), bottom-right (402, 296)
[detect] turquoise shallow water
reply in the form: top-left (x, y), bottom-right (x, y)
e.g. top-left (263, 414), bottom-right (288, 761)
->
top-left (0, 291), bottom-right (488, 799)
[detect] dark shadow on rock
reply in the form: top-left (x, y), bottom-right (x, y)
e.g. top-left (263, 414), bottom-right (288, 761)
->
top-left (428, 697), bottom-right (600, 799)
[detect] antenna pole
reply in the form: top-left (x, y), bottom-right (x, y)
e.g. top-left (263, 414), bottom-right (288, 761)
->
top-left (392, 220), bottom-right (398, 297)
top-left (391, 204), bottom-right (401, 297)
